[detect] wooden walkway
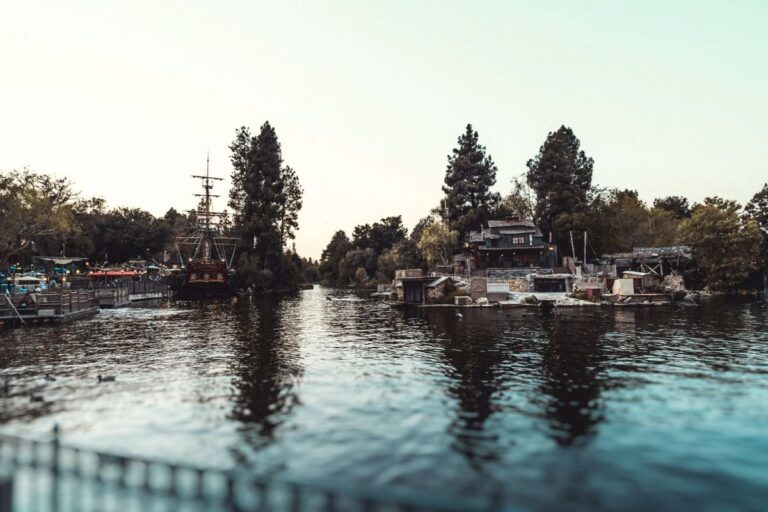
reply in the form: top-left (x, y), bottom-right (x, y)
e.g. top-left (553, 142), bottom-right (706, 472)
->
top-left (0, 290), bottom-right (99, 326)
top-left (93, 281), bottom-right (170, 308)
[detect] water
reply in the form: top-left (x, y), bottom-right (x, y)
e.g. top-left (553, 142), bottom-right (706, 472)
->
top-left (1, 288), bottom-right (767, 510)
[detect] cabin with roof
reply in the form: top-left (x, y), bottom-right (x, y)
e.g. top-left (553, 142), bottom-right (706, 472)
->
top-left (465, 217), bottom-right (555, 271)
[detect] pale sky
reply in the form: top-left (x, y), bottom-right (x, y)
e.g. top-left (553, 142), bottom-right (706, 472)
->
top-left (1, 1), bottom-right (766, 259)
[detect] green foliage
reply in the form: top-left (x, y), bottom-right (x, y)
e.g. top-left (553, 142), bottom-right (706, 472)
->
top-left (294, 254), bottom-right (320, 284)
top-left (352, 216), bottom-right (407, 254)
top-left (653, 196), bottom-right (691, 219)
top-left (376, 239), bottom-right (423, 281)
top-left (597, 190), bottom-right (652, 253)
top-left (321, 216), bottom-right (429, 286)
top-left (0, 169), bottom-right (76, 268)
top-left (228, 122), bottom-right (304, 292)
top-left (319, 230), bottom-right (352, 285)
top-left (338, 248), bottom-right (378, 284)
top-left (416, 217), bottom-right (459, 268)
top-left (526, 126), bottom-right (593, 247)
top-left (680, 197), bottom-right (762, 291)
top-left (496, 175), bottom-right (535, 220)
top-left (441, 124), bottom-right (501, 238)
top-left (353, 267), bottom-right (370, 286)
top-left (745, 183), bottom-right (768, 266)
top-left (278, 166), bottom-right (303, 248)
top-left (93, 207), bottom-right (172, 264)
top-left (552, 188), bottom-right (683, 258)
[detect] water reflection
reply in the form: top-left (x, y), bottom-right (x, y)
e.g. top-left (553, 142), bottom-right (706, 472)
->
top-left (409, 308), bottom-right (517, 473)
top-left (538, 312), bottom-right (608, 446)
top-left (0, 292), bottom-right (766, 510)
top-left (228, 296), bottom-right (303, 463)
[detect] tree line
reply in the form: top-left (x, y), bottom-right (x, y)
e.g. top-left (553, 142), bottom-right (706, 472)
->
top-left (320, 124), bottom-right (768, 291)
top-left (0, 121), bottom-right (318, 292)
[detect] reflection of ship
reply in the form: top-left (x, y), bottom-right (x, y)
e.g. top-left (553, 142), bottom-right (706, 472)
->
top-left (174, 156), bottom-right (238, 300)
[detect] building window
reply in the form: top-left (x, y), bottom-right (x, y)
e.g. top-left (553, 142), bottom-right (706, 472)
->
top-left (512, 236), bottom-right (525, 245)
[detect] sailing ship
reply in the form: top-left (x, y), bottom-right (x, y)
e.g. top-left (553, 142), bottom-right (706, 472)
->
top-left (174, 156), bottom-right (238, 299)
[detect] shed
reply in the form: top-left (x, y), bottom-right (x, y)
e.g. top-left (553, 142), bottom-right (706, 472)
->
top-left (622, 271), bottom-right (657, 291)
top-left (612, 278), bottom-right (635, 296)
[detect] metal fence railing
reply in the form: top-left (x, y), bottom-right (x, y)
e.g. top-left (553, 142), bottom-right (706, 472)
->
top-left (0, 431), bottom-right (500, 512)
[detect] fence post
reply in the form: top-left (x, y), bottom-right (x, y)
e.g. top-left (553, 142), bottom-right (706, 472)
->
top-left (51, 424), bottom-right (60, 512)
top-left (0, 475), bottom-right (12, 512)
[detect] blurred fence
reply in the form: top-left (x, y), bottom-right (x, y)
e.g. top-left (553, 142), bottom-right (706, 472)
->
top-left (0, 432), bottom-right (500, 512)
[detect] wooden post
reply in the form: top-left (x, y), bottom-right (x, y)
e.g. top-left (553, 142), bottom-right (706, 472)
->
top-left (570, 231), bottom-right (576, 261)
top-left (764, 268), bottom-right (767, 297)
top-left (0, 474), bottom-right (12, 512)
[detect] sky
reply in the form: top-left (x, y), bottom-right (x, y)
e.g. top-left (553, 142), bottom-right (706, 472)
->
top-left (1, 1), bottom-right (766, 259)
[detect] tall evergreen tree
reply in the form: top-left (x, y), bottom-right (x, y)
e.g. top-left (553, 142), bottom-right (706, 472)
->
top-left (526, 126), bottom-right (593, 247)
top-left (745, 183), bottom-right (768, 267)
top-left (441, 124), bottom-right (500, 239)
top-left (278, 166), bottom-right (303, 249)
top-left (228, 122), bottom-right (303, 289)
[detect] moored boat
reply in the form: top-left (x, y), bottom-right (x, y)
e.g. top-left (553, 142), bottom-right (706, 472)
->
top-left (174, 156), bottom-right (238, 300)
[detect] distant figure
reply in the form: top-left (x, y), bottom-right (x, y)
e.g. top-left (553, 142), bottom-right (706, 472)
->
top-left (98, 375), bottom-right (116, 383)
top-left (44, 374), bottom-right (56, 382)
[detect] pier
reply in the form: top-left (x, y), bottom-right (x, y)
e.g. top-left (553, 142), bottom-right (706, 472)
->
top-left (0, 290), bottom-right (98, 326)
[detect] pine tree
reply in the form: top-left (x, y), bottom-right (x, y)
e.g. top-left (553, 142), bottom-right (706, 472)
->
top-left (745, 183), bottom-right (768, 267)
top-left (228, 122), bottom-right (303, 290)
top-left (441, 124), bottom-right (500, 239)
top-left (526, 126), bottom-right (593, 247)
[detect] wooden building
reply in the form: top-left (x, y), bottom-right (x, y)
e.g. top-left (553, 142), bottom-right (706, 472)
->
top-left (465, 218), bottom-right (555, 270)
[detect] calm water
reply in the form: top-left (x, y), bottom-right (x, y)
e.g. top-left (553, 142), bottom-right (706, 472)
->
top-left (1, 288), bottom-right (767, 510)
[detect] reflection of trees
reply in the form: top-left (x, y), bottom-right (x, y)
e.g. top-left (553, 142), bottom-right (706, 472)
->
top-left (538, 313), bottom-right (608, 446)
top-left (229, 296), bottom-right (303, 456)
top-left (417, 309), bottom-right (506, 469)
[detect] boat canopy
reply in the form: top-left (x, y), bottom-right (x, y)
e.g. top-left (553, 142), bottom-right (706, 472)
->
top-left (88, 270), bottom-right (143, 278)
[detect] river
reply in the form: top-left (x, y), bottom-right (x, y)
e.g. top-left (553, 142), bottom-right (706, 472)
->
top-left (1, 288), bottom-right (766, 510)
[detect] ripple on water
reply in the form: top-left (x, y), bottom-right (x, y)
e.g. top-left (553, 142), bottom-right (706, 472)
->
top-left (1, 291), bottom-right (767, 510)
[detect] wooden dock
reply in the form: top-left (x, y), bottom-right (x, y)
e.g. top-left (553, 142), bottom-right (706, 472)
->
top-left (95, 288), bottom-right (131, 308)
top-left (126, 280), bottom-right (171, 302)
top-left (1, 290), bottom-right (99, 326)
top-left (92, 281), bottom-right (170, 308)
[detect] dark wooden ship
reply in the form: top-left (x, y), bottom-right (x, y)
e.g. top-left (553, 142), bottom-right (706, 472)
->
top-left (174, 156), bottom-right (237, 300)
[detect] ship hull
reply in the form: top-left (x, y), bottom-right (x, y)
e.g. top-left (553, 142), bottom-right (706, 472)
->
top-left (174, 260), bottom-right (235, 300)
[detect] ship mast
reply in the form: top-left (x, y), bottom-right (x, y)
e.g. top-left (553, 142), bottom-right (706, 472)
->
top-left (175, 155), bottom-right (238, 268)
top-left (191, 152), bottom-right (223, 260)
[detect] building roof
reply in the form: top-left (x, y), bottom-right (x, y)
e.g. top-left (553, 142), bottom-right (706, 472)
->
top-left (487, 219), bottom-right (537, 228)
top-left (603, 246), bottom-right (693, 259)
top-left (35, 257), bottom-right (88, 265)
top-left (469, 218), bottom-right (544, 241)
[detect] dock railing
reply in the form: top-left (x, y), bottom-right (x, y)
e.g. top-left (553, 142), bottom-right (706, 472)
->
top-left (0, 290), bottom-right (96, 321)
top-left (0, 431), bottom-right (499, 512)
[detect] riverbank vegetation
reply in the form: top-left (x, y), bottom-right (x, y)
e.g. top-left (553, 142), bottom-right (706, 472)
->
top-left (1, 121), bottom-right (319, 293)
top-left (319, 124), bottom-right (768, 292)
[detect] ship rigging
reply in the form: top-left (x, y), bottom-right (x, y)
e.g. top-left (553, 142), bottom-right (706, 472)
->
top-left (174, 155), bottom-right (238, 299)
